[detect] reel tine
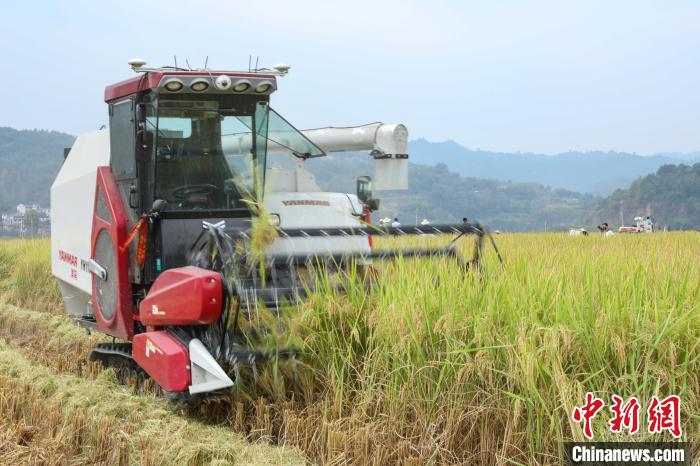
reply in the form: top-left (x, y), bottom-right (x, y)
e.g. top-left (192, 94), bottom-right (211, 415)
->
top-left (253, 290), bottom-right (260, 329)
top-left (268, 258), bottom-right (282, 317)
top-left (287, 257), bottom-right (299, 303)
top-left (243, 288), bottom-right (252, 323)
top-left (486, 229), bottom-right (505, 265)
top-left (251, 361), bottom-right (259, 383)
top-left (233, 364), bottom-right (242, 387)
top-left (273, 287), bottom-right (281, 318)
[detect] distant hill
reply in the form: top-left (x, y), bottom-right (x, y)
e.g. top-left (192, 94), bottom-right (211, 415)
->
top-left (409, 139), bottom-right (699, 195)
top-left (3, 126), bottom-right (696, 232)
top-left (592, 162), bottom-right (700, 230)
top-left (0, 127), bottom-right (74, 212)
top-left (653, 151), bottom-right (700, 162)
top-left (304, 155), bottom-right (598, 231)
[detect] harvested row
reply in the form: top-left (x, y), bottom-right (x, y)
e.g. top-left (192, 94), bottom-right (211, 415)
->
top-left (0, 339), bottom-right (304, 465)
top-left (0, 302), bottom-right (104, 378)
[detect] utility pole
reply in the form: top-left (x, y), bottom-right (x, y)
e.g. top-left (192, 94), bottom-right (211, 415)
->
top-left (619, 200), bottom-right (624, 227)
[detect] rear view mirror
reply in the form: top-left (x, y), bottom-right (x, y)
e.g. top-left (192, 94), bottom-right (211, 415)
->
top-left (356, 176), bottom-right (372, 204)
top-left (151, 199), bottom-right (168, 214)
top-left (357, 176), bottom-right (380, 211)
top-left (135, 103), bottom-right (147, 123)
top-left (136, 130), bottom-right (153, 161)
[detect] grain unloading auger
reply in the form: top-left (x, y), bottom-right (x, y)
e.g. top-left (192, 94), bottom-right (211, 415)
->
top-left (51, 60), bottom-right (502, 399)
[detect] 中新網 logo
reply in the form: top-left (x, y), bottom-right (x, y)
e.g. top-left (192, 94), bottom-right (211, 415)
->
top-left (571, 392), bottom-right (681, 439)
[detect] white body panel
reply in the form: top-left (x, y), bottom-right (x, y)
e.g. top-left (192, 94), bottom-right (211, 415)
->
top-left (188, 338), bottom-right (234, 394)
top-left (373, 157), bottom-right (408, 191)
top-left (634, 216), bottom-right (654, 232)
top-left (264, 192), bottom-right (370, 257)
top-left (265, 162), bottom-right (321, 193)
top-left (263, 162), bottom-right (370, 257)
top-left (51, 130), bottom-right (110, 310)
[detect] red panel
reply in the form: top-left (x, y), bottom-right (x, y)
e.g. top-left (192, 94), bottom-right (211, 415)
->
top-left (139, 266), bottom-right (223, 326)
top-left (91, 166), bottom-right (134, 340)
top-left (365, 207), bottom-right (374, 249)
top-left (104, 72), bottom-right (163, 102)
top-left (104, 71), bottom-right (276, 102)
top-left (132, 331), bottom-right (190, 392)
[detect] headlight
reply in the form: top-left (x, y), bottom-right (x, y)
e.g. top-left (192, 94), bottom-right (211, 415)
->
top-left (190, 79), bottom-right (209, 92)
top-left (254, 81), bottom-right (273, 93)
top-left (163, 79), bottom-right (184, 92)
top-left (268, 214), bottom-right (281, 227)
top-left (233, 80), bottom-right (251, 92)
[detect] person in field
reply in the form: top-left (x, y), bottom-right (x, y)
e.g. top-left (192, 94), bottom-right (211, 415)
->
top-left (391, 218), bottom-right (401, 228)
top-left (463, 217), bottom-right (469, 224)
top-left (597, 222), bottom-right (609, 234)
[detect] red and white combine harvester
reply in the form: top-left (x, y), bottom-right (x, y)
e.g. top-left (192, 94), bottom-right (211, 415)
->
top-left (618, 216), bottom-right (655, 233)
top-left (51, 59), bottom-right (498, 399)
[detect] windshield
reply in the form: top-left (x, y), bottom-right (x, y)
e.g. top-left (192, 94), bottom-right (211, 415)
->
top-left (152, 97), bottom-right (323, 213)
top-left (257, 106), bottom-right (325, 159)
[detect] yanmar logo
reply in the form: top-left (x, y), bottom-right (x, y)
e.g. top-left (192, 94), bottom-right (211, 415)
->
top-left (281, 200), bottom-right (331, 207)
top-left (58, 249), bottom-right (78, 267)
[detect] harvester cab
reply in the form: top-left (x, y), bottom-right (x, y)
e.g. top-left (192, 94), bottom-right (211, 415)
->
top-left (51, 59), bottom-right (500, 399)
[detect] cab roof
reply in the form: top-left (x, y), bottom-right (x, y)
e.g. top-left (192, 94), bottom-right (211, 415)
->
top-left (104, 70), bottom-right (278, 102)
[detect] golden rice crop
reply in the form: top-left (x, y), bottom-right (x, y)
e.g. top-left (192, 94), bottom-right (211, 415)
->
top-left (0, 233), bottom-right (698, 465)
top-left (280, 232), bottom-right (699, 463)
top-left (0, 238), bottom-right (61, 313)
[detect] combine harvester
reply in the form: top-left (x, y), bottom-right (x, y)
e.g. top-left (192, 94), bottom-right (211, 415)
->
top-left (618, 216), bottom-right (655, 233)
top-left (51, 60), bottom-right (500, 399)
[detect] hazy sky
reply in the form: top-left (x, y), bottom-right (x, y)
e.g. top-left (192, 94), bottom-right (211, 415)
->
top-left (1, 1), bottom-right (698, 154)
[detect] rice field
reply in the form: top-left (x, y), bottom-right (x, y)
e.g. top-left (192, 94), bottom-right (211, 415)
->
top-left (0, 233), bottom-right (698, 465)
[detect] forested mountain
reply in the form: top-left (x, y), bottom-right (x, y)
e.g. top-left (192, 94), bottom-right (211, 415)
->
top-left (1, 127), bottom-right (697, 232)
top-left (409, 138), bottom-right (699, 195)
top-left (0, 127), bottom-right (74, 212)
top-left (304, 154), bottom-right (598, 231)
top-left (0, 128), bottom-right (600, 231)
top-left (592, 163), bottom-right (700, 230)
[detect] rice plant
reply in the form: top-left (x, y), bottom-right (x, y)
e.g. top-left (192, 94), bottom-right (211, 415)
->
top-left (0, 233), bottom-right (697, 465)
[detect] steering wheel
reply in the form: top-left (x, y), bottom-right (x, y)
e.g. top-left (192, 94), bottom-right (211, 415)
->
top-left (171, 184), bottom-right (219, 201)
